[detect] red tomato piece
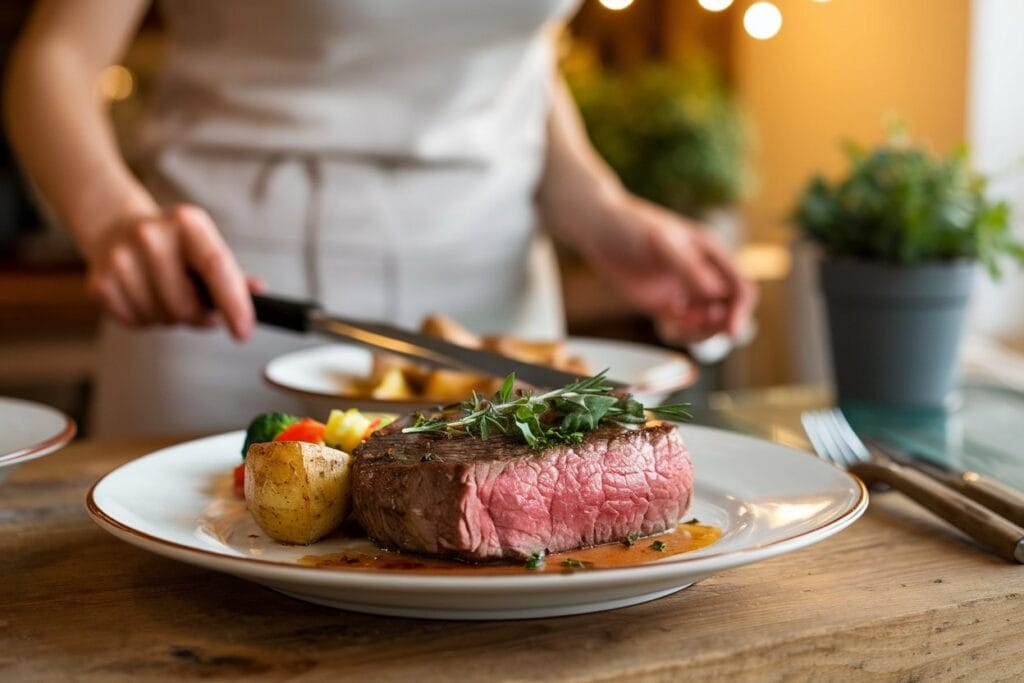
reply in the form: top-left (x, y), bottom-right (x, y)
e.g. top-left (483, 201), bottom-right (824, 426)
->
top-left (233, 462), bottom-right (245, 498)
top-left (362, 417), bottom-right (382, 441)
top-left (273, 418), bottom-right (326, 444)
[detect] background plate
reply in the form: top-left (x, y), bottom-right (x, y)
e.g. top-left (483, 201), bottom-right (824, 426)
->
top-left (0, 396), bottom-right (76, 485)
top-left (263, 337), bottom-right (699, 415)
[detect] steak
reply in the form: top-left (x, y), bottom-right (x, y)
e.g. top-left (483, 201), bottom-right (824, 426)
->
top-left (351, 421), bottom-right (694, 561)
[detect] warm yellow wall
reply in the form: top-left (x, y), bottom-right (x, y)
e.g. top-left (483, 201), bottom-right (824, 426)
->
top-left (733, 0), bottom-right (970, 243)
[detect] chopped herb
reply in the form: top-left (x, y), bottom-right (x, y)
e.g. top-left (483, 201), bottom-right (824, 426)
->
top-left (402, 370), bottom-right (691, 450)
top-left (682, 518), bottom-right (700, 525)
top-left (622, 533), bottom-right (640, 547)
top-left (650, 540), bottom-right (667, 552)
top-left (560, 558), bottom-right (587, 570)
top-left (524, 551), bottom-right (545, 570)
top-left (419, 452), bottom-right (441, 462)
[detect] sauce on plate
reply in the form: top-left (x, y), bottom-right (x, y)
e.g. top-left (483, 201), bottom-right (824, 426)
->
top-left (299, 522), bottom-right (721, 574)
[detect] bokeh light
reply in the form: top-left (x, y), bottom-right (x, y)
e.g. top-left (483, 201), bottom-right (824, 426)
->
top-left (698, 0), bottom-right (734, 11)
top-left (98, 65), bottom-right (135, 101)
top-left (743, 2), bottom-right (783, 40)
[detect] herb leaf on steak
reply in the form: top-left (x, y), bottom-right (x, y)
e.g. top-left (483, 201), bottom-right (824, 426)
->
top-left (402, 370), bottom-right (691, 450)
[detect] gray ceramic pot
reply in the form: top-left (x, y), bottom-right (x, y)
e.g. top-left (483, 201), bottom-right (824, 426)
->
top-left (818, 259), bottom-right (976, 407)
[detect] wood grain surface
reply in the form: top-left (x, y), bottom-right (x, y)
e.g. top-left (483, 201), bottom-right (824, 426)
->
top-left (2, 438), bottom-right (1023, 682)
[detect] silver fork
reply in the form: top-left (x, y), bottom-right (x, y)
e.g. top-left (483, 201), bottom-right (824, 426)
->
top-left (802, 408), bottom-right (1024, 564)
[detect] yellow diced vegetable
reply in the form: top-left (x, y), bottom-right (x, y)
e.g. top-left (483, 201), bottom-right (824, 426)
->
top-left (324, 408), bottom-right (373, 452)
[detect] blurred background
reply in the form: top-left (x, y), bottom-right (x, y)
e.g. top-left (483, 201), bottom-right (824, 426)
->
top-left (1, 0), bottom-right (1021, 434)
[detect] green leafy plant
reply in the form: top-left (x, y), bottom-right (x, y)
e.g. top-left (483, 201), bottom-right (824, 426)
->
top-left (402, 370), bottom-right (691, 451)
top-left (567, 60), bottom-right (751, 216)
top-left (793, 134), bottom-right (1023, 277)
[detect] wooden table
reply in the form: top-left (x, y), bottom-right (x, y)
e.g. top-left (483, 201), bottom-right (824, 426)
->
top-left (3, 438), bottom-right (1023, 682)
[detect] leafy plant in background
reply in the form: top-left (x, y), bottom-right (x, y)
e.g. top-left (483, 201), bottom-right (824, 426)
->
top-left (793, 132), bottom-right (1024, 277)
top-left (567, 59), bottom-right (751, 216)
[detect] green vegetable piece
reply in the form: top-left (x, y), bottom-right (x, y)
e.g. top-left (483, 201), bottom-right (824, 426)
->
top-left (560, 558), bottom-right (586, 570)
top-left (650, 540), bottom-right (666, 552)
top-left (241, 412), bottom-right (299, 457)
top-left (524, 551), bottom-right (545, 570)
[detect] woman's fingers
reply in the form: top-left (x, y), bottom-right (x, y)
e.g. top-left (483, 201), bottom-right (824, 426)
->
top-left (654, 223), bottom-right (730, 302)
top-left (107, 242), bottom-right (167, 325)
top-left (87, 268), bottom-right (139, 327)
top-left (83, 205), bottom-right (257, 339)
top-left (174, 204), bottom-right (255, 341)
top-left (697, 234), bottom-right (757, 336)
top-left (133, 218), bottom-right (204, 323)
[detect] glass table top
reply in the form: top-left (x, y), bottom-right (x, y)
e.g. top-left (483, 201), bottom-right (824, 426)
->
top-left (679, 382), bottom-right (1024, 490)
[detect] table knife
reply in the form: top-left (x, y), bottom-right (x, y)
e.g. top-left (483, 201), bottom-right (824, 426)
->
top-left (229, 288), bottom-right (623, 391)
top-left (867, 437), bottom-right (1024, 528)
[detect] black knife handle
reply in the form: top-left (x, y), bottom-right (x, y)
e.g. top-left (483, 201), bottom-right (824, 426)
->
top-left (251, 293), bottom-right (317, 332)
top-left (188, 270), bottom-right (317, 333)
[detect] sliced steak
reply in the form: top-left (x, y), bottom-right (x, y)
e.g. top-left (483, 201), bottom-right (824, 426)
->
top-left (351, 422), bottom-right (694, 561)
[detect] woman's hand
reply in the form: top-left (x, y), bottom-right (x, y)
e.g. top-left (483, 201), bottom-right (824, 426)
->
top-left (84, 204), bottom-right (256, 341)
top-left (571, 192), bottom-right (757, 344)
top-left (4, 2), bottom-right (256, 341)
top-left (538, 69), bottom-right (756, 345)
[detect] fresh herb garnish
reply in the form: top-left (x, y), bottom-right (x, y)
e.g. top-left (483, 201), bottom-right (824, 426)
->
top-left (560, 558), bottom-right (586, 570)
top-left (420, 452), bottom-right (441, 462)
top-left (622, 533), bottom-right (640, 548)
top-left (650, 540), bottom-right (667, 552)
top-left (402, 370), bottom-right (691, 450)
top-left (524, 551), bottom-right (545, 570)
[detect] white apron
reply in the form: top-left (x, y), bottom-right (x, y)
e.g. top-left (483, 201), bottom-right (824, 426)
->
top-left (92, 0), bottom-right (577, 437)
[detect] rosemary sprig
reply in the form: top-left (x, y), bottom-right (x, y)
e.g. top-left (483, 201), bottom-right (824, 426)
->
top-left (401, 369), bottom-right (691, 450)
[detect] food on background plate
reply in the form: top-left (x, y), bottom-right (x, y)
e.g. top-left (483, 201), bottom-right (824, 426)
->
top-left (358, 314), bottom-right (592, 402)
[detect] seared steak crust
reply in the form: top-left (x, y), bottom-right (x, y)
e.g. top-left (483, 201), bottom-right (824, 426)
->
top-left (352, 422), bottom-right (694, 561)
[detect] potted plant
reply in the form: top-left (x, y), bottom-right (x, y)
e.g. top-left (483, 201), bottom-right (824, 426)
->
top-left (793, 134), bottom-right (1024, 407)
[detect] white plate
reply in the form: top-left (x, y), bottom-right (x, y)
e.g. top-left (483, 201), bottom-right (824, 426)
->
top-left (87, 425), bottom-right (867, 620)
top-left (0, 396), bottom-right (76, 484)
top-left (263, 337), bottom-right (699, 416)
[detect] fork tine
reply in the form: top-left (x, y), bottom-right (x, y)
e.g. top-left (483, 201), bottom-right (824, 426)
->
top-left (802, 411), bottom-right (849, 467)
top-left (802, 410), bottom-right (859, 468)
top-left (811, 411), bottom-right (857, 467)
top-left (800, 412), bottom-right (833, 462)
top-left (825, 409), bottom-right (871, 463)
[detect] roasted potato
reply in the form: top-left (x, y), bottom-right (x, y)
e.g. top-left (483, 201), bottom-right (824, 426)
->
top-left (420, 313), bottom-right (483, 348)
top-left (369, 366), bottom-right (416, 400)
top-left (422, 369), bottom-right (502, 403)
top-left (244, 441), bottom-right (352, 545)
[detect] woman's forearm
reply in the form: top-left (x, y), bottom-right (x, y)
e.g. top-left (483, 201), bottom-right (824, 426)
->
top-left (535, 69), bottom-right (627, 244)
top-left (4, 0), bottom-right (156, 259)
